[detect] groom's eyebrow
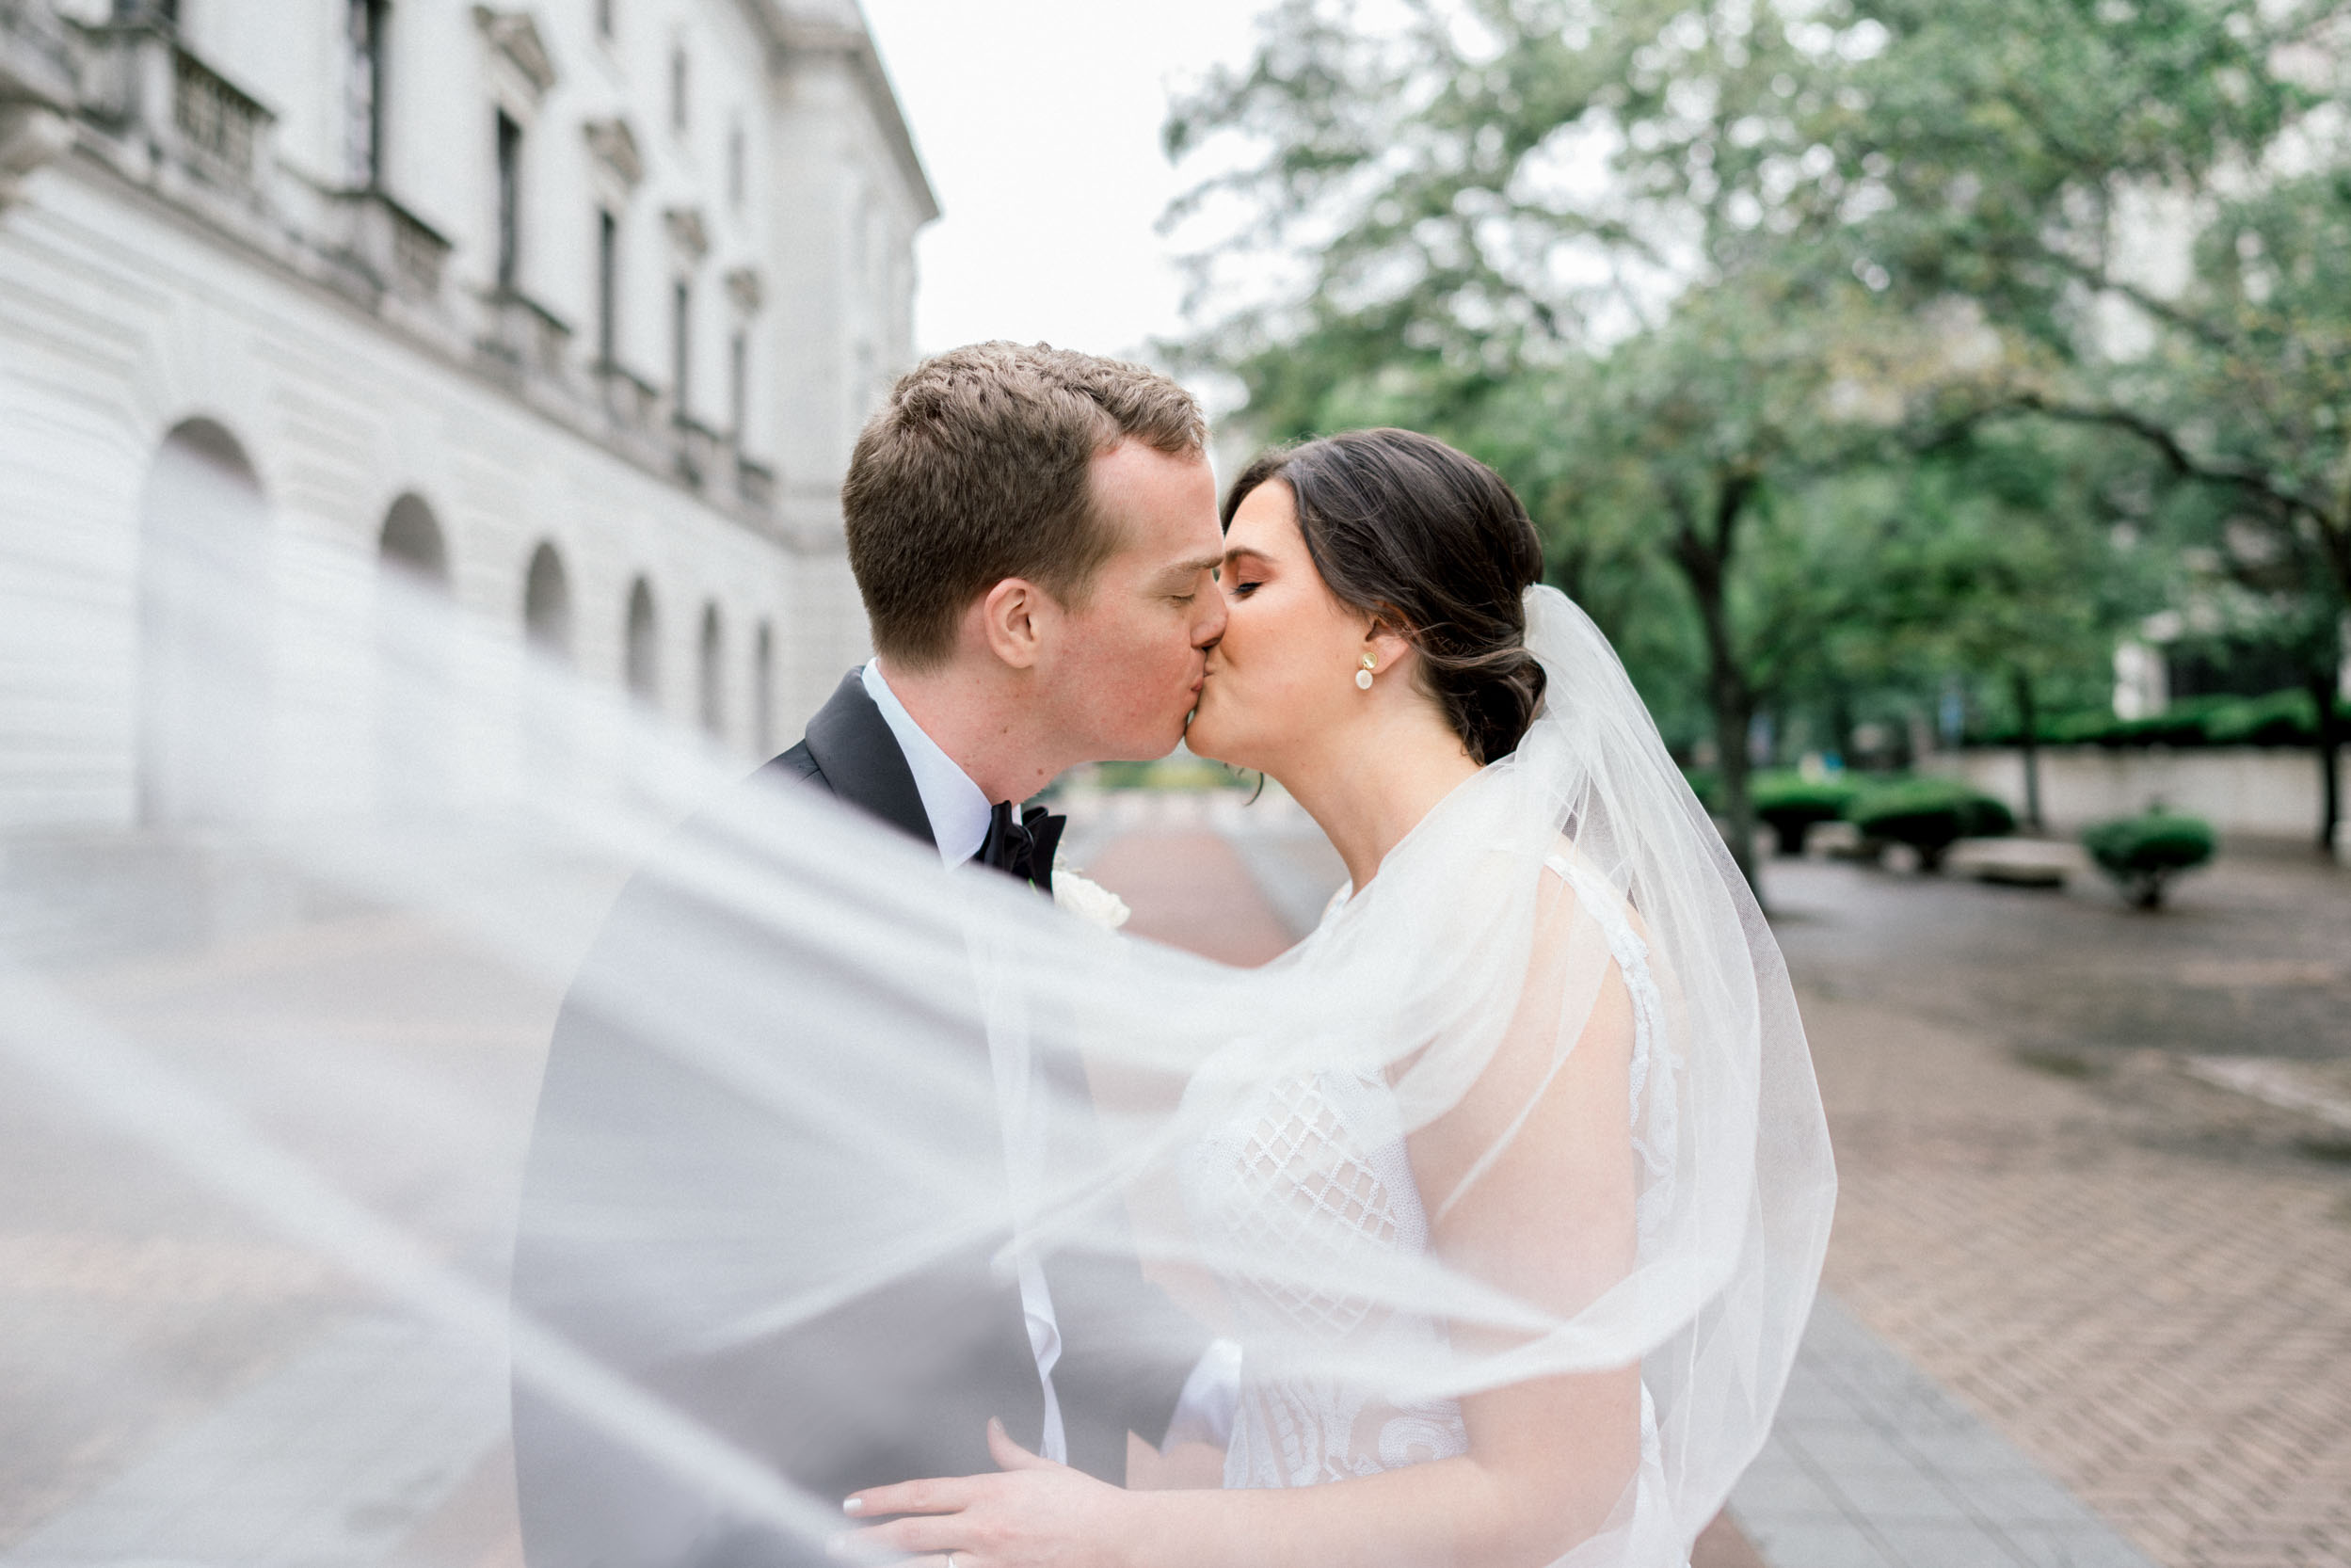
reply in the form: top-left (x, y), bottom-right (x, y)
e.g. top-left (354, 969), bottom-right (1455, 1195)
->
top-left (1154, 553), bottom-right (1223, 587)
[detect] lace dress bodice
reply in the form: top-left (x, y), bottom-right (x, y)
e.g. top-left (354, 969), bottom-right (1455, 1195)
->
top-left (1179, 856), bottom-right (1667, 1490)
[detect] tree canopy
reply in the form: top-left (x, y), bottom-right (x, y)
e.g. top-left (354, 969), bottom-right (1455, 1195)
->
top-left (1168, 0), bottom-right (2351, 872)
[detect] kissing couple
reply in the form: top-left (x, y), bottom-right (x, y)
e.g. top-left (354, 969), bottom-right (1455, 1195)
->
top-left (511, 344), bottom-right (1834, 1568)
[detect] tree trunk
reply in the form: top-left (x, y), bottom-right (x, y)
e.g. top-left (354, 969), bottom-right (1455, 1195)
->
top-left (2312, 664), bottom-right (2343, 857)
top-left (2012, 667), bottom-right (2044, 834)
top-left (1712, 660), bottom-right (1761, 900)
top-left (1669, 472), bottom-right (1764, 904)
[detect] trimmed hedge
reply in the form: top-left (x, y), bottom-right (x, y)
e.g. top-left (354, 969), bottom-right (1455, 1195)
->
top-left (1089, 757), bottom-right (1238, 792)
top-left (1977, 688), bottom-right (2349, 750)
top-left (1847, 778), bottom-right (2015, 871)
top-left (1751, 772), bottom-right (1863, 856)
top-left (2081, 810), bottom-right (2216, 909)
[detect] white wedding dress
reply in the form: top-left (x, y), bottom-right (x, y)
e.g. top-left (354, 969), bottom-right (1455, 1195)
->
top-left (1181, 854), bottom-right (1671, 1490)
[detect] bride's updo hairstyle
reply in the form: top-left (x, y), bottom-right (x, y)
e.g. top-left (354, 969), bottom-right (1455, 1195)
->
top-left (1223, 428), bottom-right (1547, 764)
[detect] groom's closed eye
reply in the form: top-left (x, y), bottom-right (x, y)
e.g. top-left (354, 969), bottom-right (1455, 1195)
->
top-left (1154, 555), bottom-right (1224, 603)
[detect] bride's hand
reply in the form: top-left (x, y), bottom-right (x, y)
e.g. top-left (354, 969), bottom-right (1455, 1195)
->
top-left (834, 1419), bottom-right (1140, 1568)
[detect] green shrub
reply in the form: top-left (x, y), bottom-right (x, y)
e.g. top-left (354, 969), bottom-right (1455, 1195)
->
top-left (1847, 778), bottom-right (2015, 871)
top-left (2094, 696), bottom-right (2238, 748)
top-left (1751, 772), bottom-right (1862, 856)
top-left (2200, 688), bottom-right (2320, 747)
top-left (1087, 757), bottom-right (1237, 792)
top-left (1976, 688), bottom-right (2348, 749)
top-left (2081, 810), bottom-right (2216, 909)
top-left (2042, 709), bottom-right (2138, 745)
top-left (1960, 792), bottom-right (2017, 838)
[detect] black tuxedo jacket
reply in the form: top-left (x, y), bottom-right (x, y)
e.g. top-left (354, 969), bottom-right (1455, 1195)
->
top-left (511, 671), bottom-right (1209, 1568)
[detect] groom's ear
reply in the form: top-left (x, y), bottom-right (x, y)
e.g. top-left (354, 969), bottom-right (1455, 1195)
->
top-left (977, 576), bottom-right (1052, 670)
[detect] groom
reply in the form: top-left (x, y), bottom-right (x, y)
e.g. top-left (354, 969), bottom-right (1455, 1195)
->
top-left (512, 343), bottom-right (1232, 1566)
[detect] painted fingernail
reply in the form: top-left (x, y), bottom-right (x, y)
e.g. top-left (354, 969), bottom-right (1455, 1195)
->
top-left (840, 1496), bottom-right (864, 1516)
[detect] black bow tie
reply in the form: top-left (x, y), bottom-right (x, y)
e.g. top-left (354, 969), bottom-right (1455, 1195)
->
top-left (980, 801), bottom-right (1064, 893)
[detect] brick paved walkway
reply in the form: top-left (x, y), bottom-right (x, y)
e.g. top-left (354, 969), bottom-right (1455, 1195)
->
top-left (1082, 828), bottom-right (1299, 968)
top-left (1796, 977), bottom-right (2351, 1564)
top-left (1770, 858), bottom-right (2351, 1567)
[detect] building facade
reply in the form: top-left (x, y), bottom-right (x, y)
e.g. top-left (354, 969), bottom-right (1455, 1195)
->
top-left (0, 0), bottom-right (933, 831)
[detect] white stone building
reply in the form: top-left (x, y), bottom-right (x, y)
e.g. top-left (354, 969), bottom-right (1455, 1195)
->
top-left (0, 0), bottom-right (933, 832)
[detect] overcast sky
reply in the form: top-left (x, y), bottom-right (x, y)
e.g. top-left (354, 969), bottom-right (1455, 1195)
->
top-left (856, 0), bottom-right (1272, 363)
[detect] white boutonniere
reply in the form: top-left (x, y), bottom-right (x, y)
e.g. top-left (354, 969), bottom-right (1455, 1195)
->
top-left (1053, 871), bottom-right (1130, 931)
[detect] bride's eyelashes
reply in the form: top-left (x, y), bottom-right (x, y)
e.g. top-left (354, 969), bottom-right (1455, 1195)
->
top-left (1230, 577), bottom-right (1263, 599)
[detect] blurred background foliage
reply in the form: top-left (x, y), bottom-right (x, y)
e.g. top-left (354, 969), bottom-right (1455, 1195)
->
top-left (1161, 0), bottom-right (2351, 884)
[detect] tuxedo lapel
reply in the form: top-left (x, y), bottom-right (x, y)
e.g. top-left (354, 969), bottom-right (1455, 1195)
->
top-left (797, 668), bottom-right (935, 848)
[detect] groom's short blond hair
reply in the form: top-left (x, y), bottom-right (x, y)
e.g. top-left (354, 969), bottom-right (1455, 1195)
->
top-left (842, 342), bottom-right (1207, 668)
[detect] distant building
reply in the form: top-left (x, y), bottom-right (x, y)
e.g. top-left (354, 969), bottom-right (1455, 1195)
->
top-left (0, 0), bottom-right (934, 831)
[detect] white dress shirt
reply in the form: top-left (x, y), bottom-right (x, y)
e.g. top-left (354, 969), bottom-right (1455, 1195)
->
top-left (858, 661), bottom-right (1238, 1464)
top-left (861, 660), bottom-right (994, 867)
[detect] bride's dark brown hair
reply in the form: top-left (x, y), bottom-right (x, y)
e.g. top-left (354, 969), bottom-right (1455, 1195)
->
top-left (1223, 428), bottom-right (1547, 765)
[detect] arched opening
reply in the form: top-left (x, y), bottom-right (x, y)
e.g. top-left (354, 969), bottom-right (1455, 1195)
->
top-left (378, 494), bottom-right (450, 588)
top-left (520, 541), bottom-right (575, 784)
top-left (624, 577), bottom-right (660, 706)
top-left (374, 494), bottom-right (453, 816)
top-left (522, 541), bottom-right (572, 662)
top-left (697, 601), bottom-right (725, 739)
top-left (136, 417), bottom-right (271, 827)
top-left (753, 619), bottom-right (775, 758)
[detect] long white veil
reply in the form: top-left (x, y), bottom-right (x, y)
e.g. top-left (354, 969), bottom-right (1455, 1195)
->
top-left (0, 505), bottom-right (1832, 1565)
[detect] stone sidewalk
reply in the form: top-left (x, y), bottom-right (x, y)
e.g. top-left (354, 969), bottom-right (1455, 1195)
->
top-left (1730, 1295), bottom-right (2159, 1567)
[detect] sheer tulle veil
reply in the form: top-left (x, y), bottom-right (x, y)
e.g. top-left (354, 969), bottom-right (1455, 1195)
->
top-left (502, 578), bottom-right (1836, 1562)
top-left (0, 519), bottom-right (1832, 1564)
top-left (1137, 584), bottom-right (1837, 1558)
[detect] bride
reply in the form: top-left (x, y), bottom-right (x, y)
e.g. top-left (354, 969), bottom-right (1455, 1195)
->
top-left (833, 429), bottom-right (1836, 1567)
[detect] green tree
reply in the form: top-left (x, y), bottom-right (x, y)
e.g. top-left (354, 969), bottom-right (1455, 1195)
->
top-left (1166, 0), bottom-right (1910, 893)
top-left (1836, 0), bottom-right (2351, 847)
top-left (1856, 428), bottom-right (2160, 828)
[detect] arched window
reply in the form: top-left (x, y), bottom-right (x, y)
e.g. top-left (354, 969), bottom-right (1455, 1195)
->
top-left (378, 493), bottom-right (449, 587)
top-left (697, 600), bottom-right (725, 738)
top-left (137, 417), bottom-right (270, 827)
top-left (520, 541), bottom-right (575, 783)
top-left (624, 577), bottom-right (660, 705)
top-left (375, 495), bottom-right (452, 816)
top-left (753, 619), bottom-right (775, 758)
top-left (522, 541), bottom-right (571, 661)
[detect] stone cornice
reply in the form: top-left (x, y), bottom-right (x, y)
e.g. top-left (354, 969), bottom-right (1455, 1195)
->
top-left (582, 116), bottom-right (643, 190)
top-left (472, 7), bottom-right (557, 105)
top-left (663, 205), bottom-right (711, 264)
top-left (734, 0), bottom-right (939, 227)
top-left (724, 264), bottom-right (763, 314)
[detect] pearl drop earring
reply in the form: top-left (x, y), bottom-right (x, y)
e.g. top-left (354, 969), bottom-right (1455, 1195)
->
top-left (1355, 653), bottom-right (1376, 690)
